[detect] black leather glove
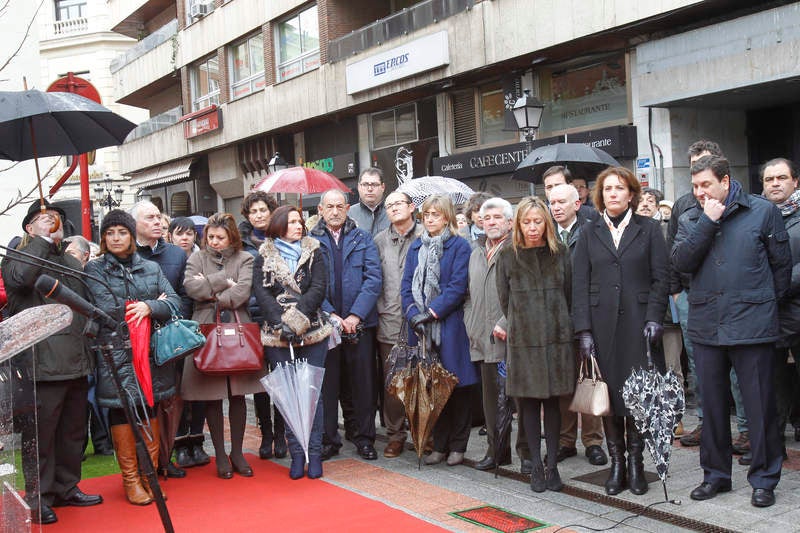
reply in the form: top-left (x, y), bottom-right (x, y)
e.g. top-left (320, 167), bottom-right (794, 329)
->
top-left (575, 330), bottom-right (595, 361)
top-left (279, 324), bottom-right (298, 344)
top-left (409, 311), bottom-right (434, 338)
top-left (643, 321), bottom-right (664, 345)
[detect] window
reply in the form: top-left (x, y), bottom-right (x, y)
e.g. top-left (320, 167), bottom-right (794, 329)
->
top-left (191, 56), bottom-right (220, 112)
top-left (451, 84), bottom-right (516, 149)
top-left (230, 33), bottom-right (265, 100)
top-left (170, 192), bottom-right (192, 217)
top-left (370, 103), bottom-right (417, 150)
top-left (55, 0), bottom-right (86, 20)
top-left (276, 4), bottom-right (320, 82)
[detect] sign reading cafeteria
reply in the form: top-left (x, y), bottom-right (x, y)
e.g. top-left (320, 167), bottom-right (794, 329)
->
top-left (346, 31), bottom-right (449, 94)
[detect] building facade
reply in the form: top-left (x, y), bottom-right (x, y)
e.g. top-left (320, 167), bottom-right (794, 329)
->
top-left (107, 0), bottom-right (800, 218)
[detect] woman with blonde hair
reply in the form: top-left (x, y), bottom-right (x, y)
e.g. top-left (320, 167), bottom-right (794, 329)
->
top-left (496, 196), bottom-right (574, 492)
top-left (401, 195), bottom-right (478, 466)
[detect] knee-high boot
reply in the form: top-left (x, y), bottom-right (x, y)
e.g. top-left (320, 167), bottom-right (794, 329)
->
top-left (603, 416), bottom-right (626, 496)
top-left (626, 417), bottom-right (648, 495)
top-left (110, 424), bottom-right (152, 506)
top-left (140, 420), bottom-right (166, 500)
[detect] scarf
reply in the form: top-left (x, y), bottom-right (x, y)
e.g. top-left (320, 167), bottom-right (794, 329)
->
top-left (411, 226), bottom-right (452, 350)
top-left (724, 179), bottom-right (742, 208)
top-left (603, 208), bottom-right (632, 249)
top-left (485, 232), bottom-right (509, 264)
top-left (470, 224), bottom-right (484, 241)
top-left (774, 188), bottom-right (800, 217)
top-left (275, 238), bottom-right (302, 273)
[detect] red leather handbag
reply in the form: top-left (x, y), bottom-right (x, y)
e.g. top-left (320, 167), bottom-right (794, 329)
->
top-left (194, 306), bottom-right (263, 375)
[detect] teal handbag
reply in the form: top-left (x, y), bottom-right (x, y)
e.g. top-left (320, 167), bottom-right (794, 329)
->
top-left (151, 302), bottom-right (206, 366)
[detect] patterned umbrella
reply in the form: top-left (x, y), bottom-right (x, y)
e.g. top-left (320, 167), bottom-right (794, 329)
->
top-left (396, 176), bottom-right (474, 207)
top-left (622, 333), bottom-right (685, 502)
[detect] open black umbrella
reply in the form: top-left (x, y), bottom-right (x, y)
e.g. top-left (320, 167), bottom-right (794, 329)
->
top-left (511, 142), bottom-right (620, 183)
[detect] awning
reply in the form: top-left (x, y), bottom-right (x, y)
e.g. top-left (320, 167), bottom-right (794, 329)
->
top-left (128, 158), bottom-right (195, 188)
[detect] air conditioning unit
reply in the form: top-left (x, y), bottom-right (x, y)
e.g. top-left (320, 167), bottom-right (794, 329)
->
top-left (189, 1), bottom-right (210, 19)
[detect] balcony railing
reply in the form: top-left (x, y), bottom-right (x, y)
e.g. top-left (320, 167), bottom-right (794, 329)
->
top-left (53, 16), bottom-right (89, 35)
top-left (327, 0), bottom-right (473, 63)
top-left (110, 19), bottom-right (178, 73)
top-left (126, 105), bottom-right (184, 141)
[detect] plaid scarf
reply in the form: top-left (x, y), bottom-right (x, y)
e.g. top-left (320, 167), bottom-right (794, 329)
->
top-left (774, 188), bottom-right (800, 217)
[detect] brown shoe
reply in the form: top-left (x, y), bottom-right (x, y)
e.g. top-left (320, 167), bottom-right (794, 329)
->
top-left (732, 431), bottom-right (750, 455)
top-left (680, 424), bottom-right (701, 447)
top-left (384, 441), bottom-right (405, 458)
top-left (673, 421), bottom-right (684, 438)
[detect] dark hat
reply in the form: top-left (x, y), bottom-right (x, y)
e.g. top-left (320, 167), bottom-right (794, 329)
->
top-left (100, 209), bottom-right (136, 237)
top-left (21, 200), bottom-right (66, 231)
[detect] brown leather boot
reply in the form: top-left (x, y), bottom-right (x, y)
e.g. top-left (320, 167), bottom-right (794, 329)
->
top-left (139, 420), bottom-right (166, 501)
top-left (110, 424), bottom-right (153, 506)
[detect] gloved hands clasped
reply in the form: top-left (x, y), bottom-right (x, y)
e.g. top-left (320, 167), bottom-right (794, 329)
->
top-left (279, 323), bottom-right (298, 344)
top-left (575, 330), bottom-right (595, 362)
top-left (643, 321), bottom-right (663, 345)
top-left (409, 310), bottom-right (435, 338)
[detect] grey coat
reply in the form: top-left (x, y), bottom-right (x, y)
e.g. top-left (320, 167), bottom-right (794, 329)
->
top-left (374, 222), bottom-right (423, 345)
top-left (349, 201), bottom-right (390, 236)
top-left (464, 238), bottom-right (508, 364)
top-left (181, 247), bottom-right (266, 400)
top-left (496, 245), bottom-right (575, 399)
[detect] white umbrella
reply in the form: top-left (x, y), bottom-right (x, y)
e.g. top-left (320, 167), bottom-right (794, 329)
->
top-left (396, 176), bottom-right (475, 206)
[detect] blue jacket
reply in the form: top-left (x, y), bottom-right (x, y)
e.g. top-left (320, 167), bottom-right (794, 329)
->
top-left (137, 238), bottom-right (191, 318)
top-left (309, 217), bottom-right (381, 327)
top-left (401, 233), bottom-right (479, 387)
top-left (672, 184), bottom-right (791, 346)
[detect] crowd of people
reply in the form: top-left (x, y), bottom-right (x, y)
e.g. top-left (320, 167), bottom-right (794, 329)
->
top-left (2, 139), bottom-right (798, 525)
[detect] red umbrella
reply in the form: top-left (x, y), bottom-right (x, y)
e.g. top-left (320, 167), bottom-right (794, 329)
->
top-left (126, 300), bottom-right (154, 407)
top-left (253, 166), bottom-right (351, 201)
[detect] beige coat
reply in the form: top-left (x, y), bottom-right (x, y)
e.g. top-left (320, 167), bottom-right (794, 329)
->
top-left (464, 238), bottom-right (508, 364)
top-left (181, 247), bottom-right (266, 400)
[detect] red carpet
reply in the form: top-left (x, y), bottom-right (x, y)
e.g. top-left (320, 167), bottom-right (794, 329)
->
top-left (46, 455), bottom-right (446, 532)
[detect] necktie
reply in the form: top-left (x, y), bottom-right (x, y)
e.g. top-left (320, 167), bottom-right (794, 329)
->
top-left (560, 229), bottom-right (569, 244)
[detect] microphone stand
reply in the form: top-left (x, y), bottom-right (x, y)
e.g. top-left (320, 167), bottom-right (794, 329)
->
top-left (0, 244), bottom-right (174, 533)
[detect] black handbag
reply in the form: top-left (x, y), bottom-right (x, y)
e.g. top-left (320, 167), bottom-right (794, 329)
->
top-left (151, 301), bottom-right (206, 366)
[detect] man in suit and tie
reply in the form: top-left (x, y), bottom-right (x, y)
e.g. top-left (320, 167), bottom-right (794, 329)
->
top-left (548, 184), bottom-right (607, 466)
top-left (543, 166), bottom-right (598, 222)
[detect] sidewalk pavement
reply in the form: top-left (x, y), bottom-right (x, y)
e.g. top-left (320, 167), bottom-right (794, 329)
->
top-left (224, 401), bottom-right (800, 533)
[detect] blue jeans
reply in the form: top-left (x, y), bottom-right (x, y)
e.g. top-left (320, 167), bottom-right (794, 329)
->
top-left (265, 341), bottom-right (327, 457)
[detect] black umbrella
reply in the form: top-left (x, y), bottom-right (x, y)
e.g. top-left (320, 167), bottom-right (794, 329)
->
top-left (493, 360), bottom-right (514, 478)
top-left (511, 142), bottom-right (621, 183)
top-left (622, 332), bottom-right (685, 502)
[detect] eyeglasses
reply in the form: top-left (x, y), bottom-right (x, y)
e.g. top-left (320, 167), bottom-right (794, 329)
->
top-left (422, 211), bottom-right (443, 220)
top-left (385, 201), bottom-right (411, 210)
top-left (359, 182), bottom-right (383, 189)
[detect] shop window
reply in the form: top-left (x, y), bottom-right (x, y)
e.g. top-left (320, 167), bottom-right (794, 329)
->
top-left (230, 33), bottom-right (265, 100)
top-left (191, 56), bottom-right (220, 112)
top-left (171, 191), bottom-right (192, 217)
top-left (55, 0), bottom-right (86, 20)
top-left (275, 4), bottom-right (320, 82)
top-left (370, 103), bottom-right (417, 150)
top-left (452, 84), bottom-right (516, 149)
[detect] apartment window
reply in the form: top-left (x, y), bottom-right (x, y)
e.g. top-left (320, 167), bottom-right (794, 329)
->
top-left (191, 56), bottom-right (220, 111)
top-left (230, 33), bottom-right (265, 99)
top-left (55, 0), bottom-right (86, 20)
top-left (276, 4), bottom-right (320, 82)
top-left (452, 84), bottom-right (516, 149)
top-left (370, 104), bottom-right (417, 150)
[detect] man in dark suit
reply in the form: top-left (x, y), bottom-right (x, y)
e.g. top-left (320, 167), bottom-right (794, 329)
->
top-left (543, 166), bottom-right (598, 222)
top-left (673, 155), bottom-right (791, 508)
top-left (548, 184), bottom-right (606, 466)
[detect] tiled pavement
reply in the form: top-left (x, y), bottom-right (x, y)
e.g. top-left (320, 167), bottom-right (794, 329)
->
top-left (203, 399), bottom-right (800, 533)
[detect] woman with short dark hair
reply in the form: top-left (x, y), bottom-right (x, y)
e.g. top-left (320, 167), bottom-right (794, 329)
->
top-left (182, 213), bottom-right (264, 479)
top-left (254, 205), bottom-right (330, 479)
top-left (573, 166), bottom-right (669, 496)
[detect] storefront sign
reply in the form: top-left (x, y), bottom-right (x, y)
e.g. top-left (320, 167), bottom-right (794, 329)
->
top-left (432, 137), bottom-right (563, 180)
top-left (346, 31), bottom-right (449, 94)
top-left (182, 106), bottom-right (222, 139)
top-left (567, 125), bottom-right (637, 158)
top-left (302, 153), bottom-right (358, 179)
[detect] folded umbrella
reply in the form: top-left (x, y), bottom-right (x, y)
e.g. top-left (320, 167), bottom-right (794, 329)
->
top-left (126, 300), bottom-right (154, 407)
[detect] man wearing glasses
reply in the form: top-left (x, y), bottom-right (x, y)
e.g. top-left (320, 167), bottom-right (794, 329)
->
top-left (349, 168), bottom-right (390, 236)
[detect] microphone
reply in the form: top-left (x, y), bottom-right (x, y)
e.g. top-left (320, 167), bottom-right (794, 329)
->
top-left (35, 274), bottom-right (117, 329)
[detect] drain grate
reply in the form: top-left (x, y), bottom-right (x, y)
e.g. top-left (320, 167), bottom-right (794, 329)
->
top-left (451, 505), bottom-right (547, 532)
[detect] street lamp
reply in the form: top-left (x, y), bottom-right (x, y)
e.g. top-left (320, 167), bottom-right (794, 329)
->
top-left (137, 188), bottom-right (153, 203)
top-left (94, 175), bottom-right (124, 211)
top-left (267, 152), bottom-right (289, 174)
top-left (512, 89), bottom-right (545, 152)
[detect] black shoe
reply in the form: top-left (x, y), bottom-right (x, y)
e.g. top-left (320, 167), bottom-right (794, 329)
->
top-left (520, 459), bottom-right (533, 475)
top-left (259, 437), bottom-right (273, 460)
top-left (357, 444), bottom-right (378, 460)
top-left (52, 489), bottom-right (104, 507)
top-left (321, 444), bottom-right (340, 461)
top-left (160, 462), bottom-right (186, 479)
top-left (751, 488), bottom-right (775, 507)
top-left (31, 503), bottom-right (57, 524)
top-left (273, 437), bottom-right (288, 459)
top-left (585, 445), bottom-right (608, 466)
top-left (474, 456), bottom-right (496, 471)
top-left (738, 451), bottom-right (752, 466)
top-left (478, 426), bottom-right (488, 436)
top-left (93, 445), bottom-right (114, 456)
top-left (175, 447), bottom-right (195, 468)
top-left (545, 466), bottom-right (563, 492)
top-left (555, 446), bottom-right (577, 463)
top-left (690, 481), bottom-right (732, 501)
top-left (530, 463), bottom-right (546, 493)
top-left (191, 443), bottom-right (211, 466)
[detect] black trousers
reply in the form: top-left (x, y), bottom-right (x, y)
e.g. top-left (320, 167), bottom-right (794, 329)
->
top-left (22, 378), bottom-right (89, 506)
top-left (432, 386), bottom-right (472, 454)
top-left (322, 327), bottom-right (377, 448)
top-left (694, 342), bottom-right (782, 490)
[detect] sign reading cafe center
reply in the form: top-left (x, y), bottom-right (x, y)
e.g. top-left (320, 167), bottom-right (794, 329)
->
top-left (346, 31), bottom-right (449, 94)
